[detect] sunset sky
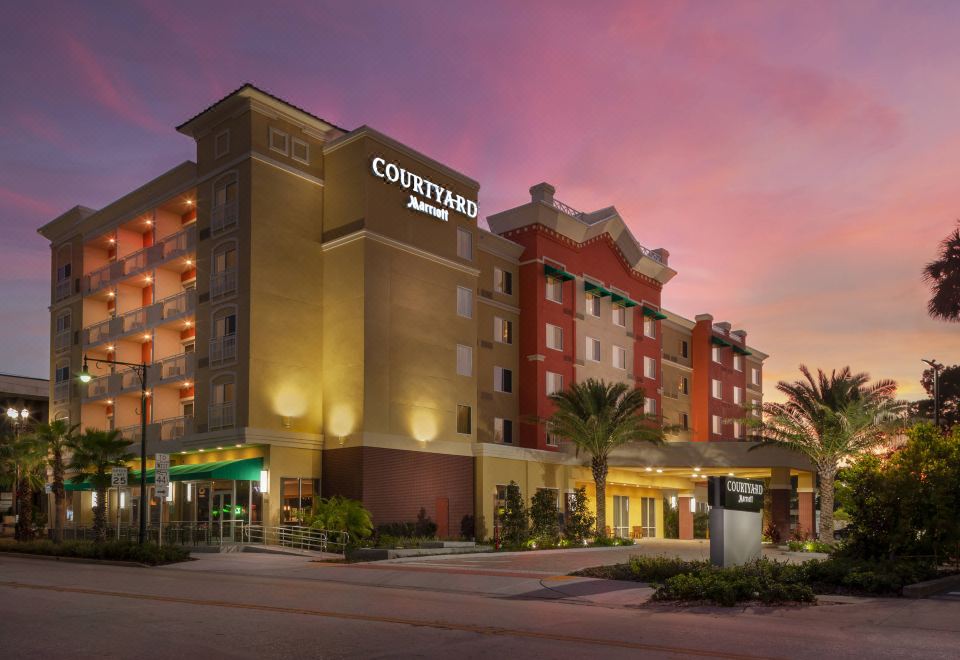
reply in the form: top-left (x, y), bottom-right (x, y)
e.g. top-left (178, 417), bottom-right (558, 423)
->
top-left (0, 1), bottom-right (956, 399)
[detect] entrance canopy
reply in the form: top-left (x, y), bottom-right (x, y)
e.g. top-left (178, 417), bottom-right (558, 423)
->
top-left (66, 458), bottom-right (263, 491)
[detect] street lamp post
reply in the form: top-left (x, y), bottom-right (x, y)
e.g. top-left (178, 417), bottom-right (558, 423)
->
top-left (921, 359), bottom-right (943, 428)
top-left (5, 407), bottom-right (30, 523)
top-left (79, 355), bottom-right (148, 545)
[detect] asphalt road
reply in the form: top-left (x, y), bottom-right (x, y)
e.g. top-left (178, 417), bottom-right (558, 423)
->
top-left (1, 551), bottom-right (958, 659)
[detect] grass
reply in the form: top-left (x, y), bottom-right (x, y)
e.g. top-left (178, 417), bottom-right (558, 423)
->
top-left (572, 555), bottom-right (944, 606)
top-left (0, 539), bottom-right (191, 565)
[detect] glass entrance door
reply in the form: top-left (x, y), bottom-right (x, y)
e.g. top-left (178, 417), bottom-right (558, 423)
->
top-left (640, 497), bottom-right (656, 538)
top-left (212, 489), bottom-right (233, 539)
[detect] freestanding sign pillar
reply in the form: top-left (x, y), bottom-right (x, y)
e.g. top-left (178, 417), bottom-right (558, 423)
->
top-left (707, 476), bottom-right (764, 567)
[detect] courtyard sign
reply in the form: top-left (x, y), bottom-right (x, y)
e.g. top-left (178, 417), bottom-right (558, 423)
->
top-left (371, 157), bottom-right (478, 222)
top-left (707, 476), bottom-right (764, 567)
top-left (708, 476), bottom-right (764, 513)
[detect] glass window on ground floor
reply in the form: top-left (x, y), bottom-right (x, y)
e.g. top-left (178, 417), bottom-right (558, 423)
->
top-left (640, 496), bottom-right (656, 538)
top-left (281, 477), bottom-right (319, 523)
top-left (612, 495), bottom-right (629, 538)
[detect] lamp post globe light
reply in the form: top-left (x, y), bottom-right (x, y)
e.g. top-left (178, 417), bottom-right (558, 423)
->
top-left (5, 406), bottom-right (29, 522)
top-left (79, 354), bottom-right (149, 545)
top-left (921, 358), bottom-right (943, 428)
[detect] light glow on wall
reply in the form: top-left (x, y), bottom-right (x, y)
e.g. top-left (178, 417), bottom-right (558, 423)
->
top-left (273, 384), bottom-right (308, 418)
top-left (259, 470), bottom-right (269, 493)
top-left (329, 405), bottom-right (355, 438)
top-left (410, 409), bottom-right (437, 442)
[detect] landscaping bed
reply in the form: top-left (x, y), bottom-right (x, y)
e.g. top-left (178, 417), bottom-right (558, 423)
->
top-left (0, 539), bottom-right (191, 565)
top-left (572, 555), bottom-right (947, 606)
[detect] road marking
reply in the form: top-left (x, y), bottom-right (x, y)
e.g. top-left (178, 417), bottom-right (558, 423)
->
top-left (0, 580), bottom-right (780, 659)
top-left (310, 562), bottom-right (557, 579)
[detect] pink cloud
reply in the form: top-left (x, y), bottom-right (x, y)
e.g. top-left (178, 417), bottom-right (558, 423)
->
top-left (0, 186), bottom-right (58, 216)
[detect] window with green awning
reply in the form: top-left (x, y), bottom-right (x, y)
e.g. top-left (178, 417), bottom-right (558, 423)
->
top-left (732, 345), bottom-right (753, 356)
top-left (543, 263), bottom-right (575, 281)
top-left (584, 281), bottom-right (613, 297)
top-left (611, 293), bottom-right (639, 307)
top-left (711, 336), bottom-right (732, 347)
top-left (641, 305), bottom-right (668, 320)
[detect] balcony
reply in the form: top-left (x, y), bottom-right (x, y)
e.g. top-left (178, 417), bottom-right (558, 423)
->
top-left (85, 374), bottom-right (112, 399)
top-left (210, 269), bottom-right (237, 300)
top-left (208, 402), bottom-right (235, 431)
top-left (82, 226), bottom-right (196, 295)
top-left (211, 201), bottom-right (238, 234)
top-left (82, 290), bottom-right (196, 348)
top-left (158, 415), bottom-right (192, 441)
top-left (54, 330), bottom-right (71, 353)
top-left (154, 352), bottom-right (195, 383)
top-left (209, 334), bottom-right (237, 366)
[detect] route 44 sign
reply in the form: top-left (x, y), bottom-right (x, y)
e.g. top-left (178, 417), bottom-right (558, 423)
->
top-left (111, 467), bottom-right (128, 487)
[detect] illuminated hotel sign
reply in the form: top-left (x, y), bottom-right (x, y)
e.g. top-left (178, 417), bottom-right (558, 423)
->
top-left (708, 476), bottom-right (764, 513)
top-left (371, 157), bottom-right (478, 222)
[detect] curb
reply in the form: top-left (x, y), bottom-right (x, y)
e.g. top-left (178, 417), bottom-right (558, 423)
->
top-left (0, 551), bottom-right (155, 568)
top-left (903, 573), bottom-right (960, 598)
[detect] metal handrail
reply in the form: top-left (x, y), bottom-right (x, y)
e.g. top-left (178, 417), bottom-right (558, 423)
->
top-left (243, 524), bottom-right (350, 555)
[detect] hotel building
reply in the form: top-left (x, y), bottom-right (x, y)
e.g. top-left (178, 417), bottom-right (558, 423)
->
top-left (39, 85), bottom-right (815, 541)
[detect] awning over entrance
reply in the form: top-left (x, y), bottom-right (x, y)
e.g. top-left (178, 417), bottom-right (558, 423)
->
top-left (65, 458), bottom-right (263, 491)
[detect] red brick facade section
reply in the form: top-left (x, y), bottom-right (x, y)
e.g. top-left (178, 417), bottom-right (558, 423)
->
top-left (691, 316), bottom-right (749, 441)
top-left (322, 446), bottom-right (474, 532)
top-left (503, 224), bottom-right (663, 450)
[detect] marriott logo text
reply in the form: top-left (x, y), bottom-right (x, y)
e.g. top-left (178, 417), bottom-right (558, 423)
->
top-left (371, 157), bottom-right (478, 220)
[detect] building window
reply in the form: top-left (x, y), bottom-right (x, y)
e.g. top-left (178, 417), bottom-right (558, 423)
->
top-left (457, 227), bottom-right (473, 260)
top-left (494, 366), bottom-right (512, 393)
top-left (494, 267), bottom-right (512, 295)
top-left (733, 354), bottom-right (743, 372)
top-left (680, 376), bottom-right (689, 395)
top-left (680, 340), bottom-right (689, 358)
top-left (456, 344), bottom-right (473, 377)
top-left (214, 130), bottom-right (230, 158)
top-left (586, 293), bottom-right (601, 317)
top-left (644, 398), bottom-right (656, 416)
top-left (712, 414), bottom-right (721, 435)
top-left (280, 478), bottom-right (319, 523)
top-left (546, 324), bottom-right (563, 351)
top-left (212, 173), bottom-right (238, 234)
top-left (55, 362), bottom-right (70, 384)
top-left (269, 127), bottom-right (289, 155)
top-left (679, 412), bottom-right (689, 430)
top-left (291, 138), bottom-right (309, 164)
top-left (457, 405), bottom-right (472, 434)
top-left (546, 431), bottom-right (559, 447)
top-left (733, 386), bottom-right (743, 405)
top-left (456, 286), bottom-right (472, 318)
top-left (494, 417), bottom-right (513, 444)
top-left (209, 374), bottom-right (235, 430)
top-left (712, 346), bottom-right (721, 363)
top-left (733, 421), bottom-right (742, 439)
top-left (644, 356), bottom-right (656, 379)
top-left (752, 400), bottom-right (762, 417)
top-left (545, 277), bottom-right (562, 303)
top-left (712, 379), bottom-right (722, 399)
top-left (210, 307), bottom-right (237, 366)
top-left (612, 305), bottom-right (626, 326)
top-left (613, 345), bottom-right (627, 370)
top-left (641, 496), bottom-right (656, 538)
top-left (586, 336), bottom-right (601, 362)
top-left (643, 317), bottom-right (656, 338)
top-left (55, 246), bottom-right (72, 301)
top-left (546, 371), bottom-right (564, 396)
top-left (211, 240), bottom-right (238, 299)
top-left (494, 317), bottom-right (513, 344)
top-left (612, 495), bottom-right (630, 538)
top-left (751, 368), bottom-right (760, 386)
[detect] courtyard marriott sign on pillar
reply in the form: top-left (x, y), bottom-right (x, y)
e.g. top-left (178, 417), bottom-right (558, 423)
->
top-left (707, 476), bottom-right (764, 567)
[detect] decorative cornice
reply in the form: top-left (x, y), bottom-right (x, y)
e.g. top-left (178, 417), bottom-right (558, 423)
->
top-left (321, 229), bottom-right (481, 277)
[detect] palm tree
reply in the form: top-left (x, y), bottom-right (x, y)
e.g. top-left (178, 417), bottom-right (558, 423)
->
top-left (753, 366), bottom-right (905, 543)
top-left (0, 433), bottom-right (47, 541)
top-left (547, 379), bottom-right (663, 538)
top-left (32, 420), bottom-right (78, 542)
top-left (67, 429), bottom-right (134, 542)
top-left (923, 223), bottom-right (960, 322)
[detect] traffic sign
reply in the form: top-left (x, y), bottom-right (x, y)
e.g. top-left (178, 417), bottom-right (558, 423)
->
top-left (155, 453), bottom-right (170, 487)
top-left (155, 485), bottom-right (169, 498)
top-left (111, 467), bottom-right (128, 486)
top-left (155, 453), bottom-right (170, 470)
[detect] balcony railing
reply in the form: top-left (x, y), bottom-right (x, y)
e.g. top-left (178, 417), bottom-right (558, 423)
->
top-left (158, 290), bottom-right (191, 320)
top-left (211, 201), bottom-right (238, 234)
top-left (53, 381), bottom-right (70, 403)
top-left (209, 334), bottom-right (237, 366)
top-left (83, 319), bottom-right (112, 346)
top-left (55, 279), bottom-right (71, 301)
top-left (156, 352), bottom-right (194, 381)
top-left (159, 415), bottom-right (192, 441)
top-left (210, 269), bottom-right (237, 299)
top-left (122, 308), bottom-right (146, 334)
top-left (118, 424), bottom-right (141, 444)
top-left (85, 375), bottom-right (111, 399)
top-left (54, 330), bottom-right (71, 352)
top-left (120, 369), bottom-right (143, 393)
top-left (82, 227), bottom-right (196, 295)
top-left (208, 402), bottom-right (235, 431)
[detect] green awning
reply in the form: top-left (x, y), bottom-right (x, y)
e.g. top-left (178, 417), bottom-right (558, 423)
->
top-left (585, 281), bottom-right (613, 297)
top-left (642, 305), bottom-right (668, 320)
top-left (732, 345), bottom-right (753, 356)
top-left (711, 336), bottom-right (732, 347)
top-left (544, 264), bottom-right (575, 281)
top-left (66, 458), bottom-right (263, 491)
top-left (611, 293), bottom-right (639, 307)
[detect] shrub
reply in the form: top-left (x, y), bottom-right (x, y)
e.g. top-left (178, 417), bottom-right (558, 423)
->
top-left (530, 490), bottom-right (561, 546)
top-left (0, 539), bottom-right (189, 565)
top-left (460, 514), bottom-right (474, 540)
top-left (304, 496), bottom-right (374, 540)
top-left (787, 539), bottom-right (833, 553)
top-left (414, 508), bottom-right (437, 537)
top-left (651, 559), bottom-right (816, 606)
top-left (627, 555), bottom-right (709, 582)
top-left (375, 521), bottom-right (417, 538)
top-left (662, 500), bottom-right (679, 539)
top-left (693, 511), bottom-right (709, 539)
top-left (499, 481), bottom-right (529, 546)
top-left (563, 487), bottom-right (593, 542)
top-left (591, 535), bottom-right (633, 547)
